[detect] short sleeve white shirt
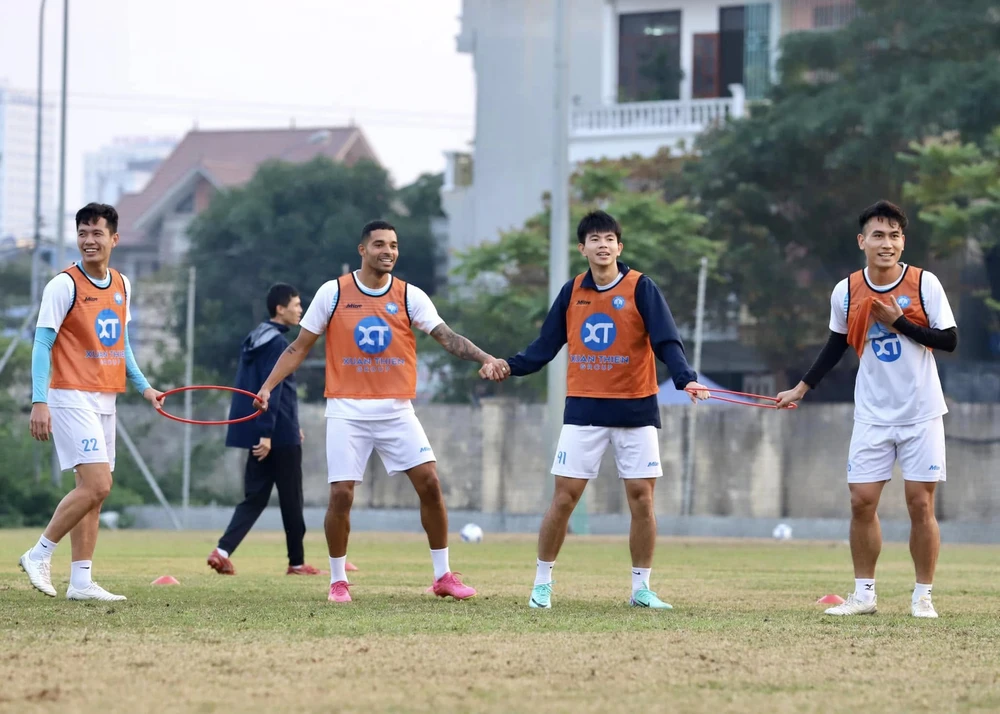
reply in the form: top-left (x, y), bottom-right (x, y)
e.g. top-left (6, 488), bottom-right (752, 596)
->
top-left (829, 265), bottom-right (955, 426)
top-left (37, 266), bottom-right (133, 415)
top-left (300, 272), bottom-right (443, 420)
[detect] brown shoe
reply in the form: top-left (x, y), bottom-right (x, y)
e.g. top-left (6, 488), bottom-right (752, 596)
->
top-left (207, 549), bottom-right (235, 575)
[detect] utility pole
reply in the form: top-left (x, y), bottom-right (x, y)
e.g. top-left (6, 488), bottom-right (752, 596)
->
top-left (50, 0), bottom-right (69, 487)
top-left (54, 0), bottom-right (68, 274)
top-left (181, 266), bottom-right (196, 524)
top-left (547, 0), bottom-right (581, 531)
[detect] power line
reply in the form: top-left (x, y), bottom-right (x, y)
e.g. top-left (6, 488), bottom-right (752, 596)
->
top-left (62, 101), bottom-right (473, 131)
top-left (10, 86), bottom-right (474, 127)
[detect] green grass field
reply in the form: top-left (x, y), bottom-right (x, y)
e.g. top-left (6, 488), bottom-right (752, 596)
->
top-left (1, 529), bottom-right (999, 714)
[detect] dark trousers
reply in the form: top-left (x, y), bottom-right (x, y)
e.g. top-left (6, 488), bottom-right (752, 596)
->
top-left (218, 445), bottom-right (306, 566)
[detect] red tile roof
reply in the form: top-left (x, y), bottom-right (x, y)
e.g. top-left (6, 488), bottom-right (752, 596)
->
top-left (117, 126), bottom-right (377, 246)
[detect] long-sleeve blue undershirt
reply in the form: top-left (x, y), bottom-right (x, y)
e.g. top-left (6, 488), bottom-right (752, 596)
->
top-left (506, 264), bottom-right (698, 428)
top-left (32, 325), bottom-right (151, 403)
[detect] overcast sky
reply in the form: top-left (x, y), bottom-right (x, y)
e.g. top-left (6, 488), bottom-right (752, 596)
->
top-left (0, 0), bottom-right (475, 214)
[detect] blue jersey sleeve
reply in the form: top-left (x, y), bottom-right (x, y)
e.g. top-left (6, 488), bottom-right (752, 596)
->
top-left (506, 280), bottom-right (573, 376)
top-left (634, 275), bottom-right (698, 390)
top-left (31, 327), bottom-right (57, 403)
top-left (124, 327), bottom-right (152, 395)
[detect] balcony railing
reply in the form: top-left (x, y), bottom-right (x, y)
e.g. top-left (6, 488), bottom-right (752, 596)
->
top-left (570, 86), bottom-right (746, 139)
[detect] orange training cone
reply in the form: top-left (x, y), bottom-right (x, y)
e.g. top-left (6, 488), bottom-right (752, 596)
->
top-left (151, 575), bottom-right (180, 585)
top-left (816, 594), bottom-right (845, 605)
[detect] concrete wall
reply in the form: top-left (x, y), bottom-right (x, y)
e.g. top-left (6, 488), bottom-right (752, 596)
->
top-left (169, 400), bottom-right (1000, 522)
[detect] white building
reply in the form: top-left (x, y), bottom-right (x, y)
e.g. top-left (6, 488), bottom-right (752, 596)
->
top-left (83, 136), bottom-right (177, 207)
top-left (0, 86), bottom-right (56, 241)
top-left (442, 0), bottom-right (857, 262)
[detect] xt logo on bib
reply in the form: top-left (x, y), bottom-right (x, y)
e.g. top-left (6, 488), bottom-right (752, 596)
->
top-left (581, 313), bottom-right (616, 352)
top-left (94, 309), bottom-right (121, 347)
top-left (868, 322), bottom-right (902, 363)
top-left (355, 316), bottom-right (392, 354)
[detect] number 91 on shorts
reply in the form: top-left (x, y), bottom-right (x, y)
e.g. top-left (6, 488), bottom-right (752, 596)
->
top-left (550, 425), bottom-right (663, 480)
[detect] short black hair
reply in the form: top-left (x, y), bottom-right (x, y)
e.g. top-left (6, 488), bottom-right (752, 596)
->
top-left (361, 220), bottom-right (396, 243)
top-left (858, 200), bottom-right (908, 234)
top-left (576, 210), bottom-right (622, 244)
top-left (266, 283), bottom-right (299, 318)
top-left (76, 203), bottom-right (118, 234)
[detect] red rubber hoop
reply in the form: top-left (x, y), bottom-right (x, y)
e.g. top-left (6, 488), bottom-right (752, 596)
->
top-left (156, 385), bottom-right (263, 425)
top-left (684, 387), bottom-right (798, 409)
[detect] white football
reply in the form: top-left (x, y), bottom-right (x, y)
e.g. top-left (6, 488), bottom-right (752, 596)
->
top-left (772, 523), bottom-right (793, 541)
top-left (460, 523), bottom-right (484, 543)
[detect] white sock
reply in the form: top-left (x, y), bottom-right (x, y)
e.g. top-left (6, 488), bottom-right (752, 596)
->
top-left (216, 548), bottom-right (229, 559)
top-left (330, 556), bottom-right (348, 584)
top-left (632, 567), bottom-right (652, 594)
top-left (431, 547), bottom-right (450, 580)
top-left (70, 561), bottom-right (93, 590)
top-left (29, 535), bottom-right (58, 562)
top-left (855, 578), bottom-right (876, 603)
top-left (534, 559), bottom-right (555, 586)
top-left (913, 583), bottom-right (933, 602)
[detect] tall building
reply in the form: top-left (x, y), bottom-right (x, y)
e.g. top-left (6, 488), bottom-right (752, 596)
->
top-left (0, 86), bottom-right (56, 241)
top-left (83, 136), bottom-right (177, 206)
top-left (442, 0), bottom-right (859, 258)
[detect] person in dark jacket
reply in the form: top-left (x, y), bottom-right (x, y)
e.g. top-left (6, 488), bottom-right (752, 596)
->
top-left (207, 284), bottom-right (356, 575)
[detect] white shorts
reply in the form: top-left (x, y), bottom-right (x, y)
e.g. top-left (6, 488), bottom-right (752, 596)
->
top-left (847, 417), bottom-right (946, 483)
top-left (551, 424), bottom-right (662, 480)
top-left (50, 407), bottom-right (116, 473)
top-left (326, 412), bottom-right (435, 483)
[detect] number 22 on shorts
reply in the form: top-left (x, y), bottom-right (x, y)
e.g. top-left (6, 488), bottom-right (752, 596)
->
top-left (81, 438), bottom-right (99, 452)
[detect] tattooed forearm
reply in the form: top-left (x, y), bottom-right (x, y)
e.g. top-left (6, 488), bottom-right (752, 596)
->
top-left (430, 324), bottom-right (489, 363)
top-left (263, 331), bottom-right (318, 390)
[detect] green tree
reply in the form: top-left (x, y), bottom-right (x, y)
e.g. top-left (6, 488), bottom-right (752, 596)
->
top-left (425, 166), bottom-right (723, 402)
top-left (392, 172), bottom-right (445, 298)
top-left (901, 127), bottom-right (1000, 358)
top-left (683, 0), bottom-right (1000, 373)
top-left (183, 158), bottom-right (438, 385)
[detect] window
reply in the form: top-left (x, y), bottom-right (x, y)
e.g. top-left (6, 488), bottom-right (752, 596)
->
top-left (744, 3), bottom-right (772, 100)
top-left (813, 2), bottom-right (858, 29)
top-left (175, 192), bottom-right (195, 214)
top-left (717, 4), bottom-right (771, 101)
top-left (693, 34), bottom-right (720, 98)
top-left (618, 11), bottom-right (682, 102)
top-left (718, 6), bottom-right (745, 98)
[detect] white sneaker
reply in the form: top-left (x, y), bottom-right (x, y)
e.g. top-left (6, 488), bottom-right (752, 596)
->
top-left (19, 550), bottom-right (56, 597)
top-left (824, 593), bottom-right (877, 616)
top-left (66, 582), bottom-right (126, 601)
top-left (912, 596), bottom-right (938, 618)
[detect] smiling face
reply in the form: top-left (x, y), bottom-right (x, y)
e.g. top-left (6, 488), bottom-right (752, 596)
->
top-left (578, 230), bottom-right (622, 269)
top-left (858, 215), bottom-right (905, 271)
top-left (359, 228), bottom-right (398, 276)
top-left (77, 217), bottom-right (119, 269)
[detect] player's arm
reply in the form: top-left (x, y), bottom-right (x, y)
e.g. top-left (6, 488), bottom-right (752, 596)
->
top-left (489, 280), bottom-right (573, 380)
top-left (776, 283), bottom-right (850, 408)
top-left (257, 281), bottom-right (332, 410)
top-left (29, 275), bottom-right (74, 441)
top-left (253, 335), bottom-right (287, 438)
top-left (29, 327), bottom-right (57, 441)
top-left (884, 273), bottom-right (958, 351)
top-left (119, 276), bottom-right (163, 409)
top-left (407, 284), bottom-right (498, 369)
top-left (634, 276), bottom-right (708, 401)
top-left (123, 326), bottom-right (163, 408)
top-left (429, 323), bottom-right (492, 363)
top-left (257, 328), bottom-right (319, 409)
